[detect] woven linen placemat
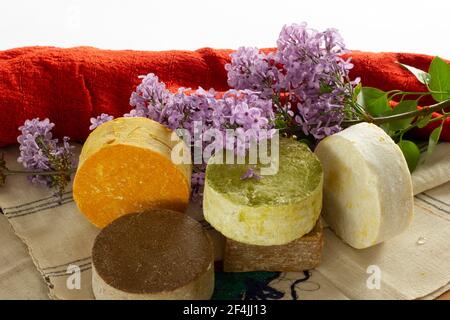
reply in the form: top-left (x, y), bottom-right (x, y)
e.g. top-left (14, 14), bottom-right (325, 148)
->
top-left (0, 143), bottom-right (449, 300)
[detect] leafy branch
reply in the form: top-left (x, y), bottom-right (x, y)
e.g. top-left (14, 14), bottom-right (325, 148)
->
top-left (346, 56), bottom-right (450, 172)
top-left (343, 99), bottom-right (450, 126)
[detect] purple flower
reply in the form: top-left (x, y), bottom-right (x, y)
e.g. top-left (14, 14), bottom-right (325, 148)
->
top-left (275, 23), bottom-right (353, 139)
top-left (225, 47), bottom-right (281, 99)
top-left (17, 118), bottom-right (74, 195)
top-left (18, 118), bottom-right (54, 171)
top-left (218, 90), bottom-right (275, 156)
top-left (127, 76), bottom-right (275, 158)
top-left (240, 167), bottom-right (261, 181)
top-left (128, 73), bottom-right (172, 121)
top-left (89, 113), bottom-right (114, 130)
top-left (225, 23), bottom-right (356, 141)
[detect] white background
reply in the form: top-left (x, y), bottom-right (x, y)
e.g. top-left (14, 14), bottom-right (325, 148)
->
top-left (0, 0), bottom-right (449, 57)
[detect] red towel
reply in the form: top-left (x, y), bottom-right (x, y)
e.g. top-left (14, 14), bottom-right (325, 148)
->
top-left (0, 46), bottom-right (448, 147)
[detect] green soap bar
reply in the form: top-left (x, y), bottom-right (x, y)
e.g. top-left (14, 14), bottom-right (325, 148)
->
top-left (204, 138), bottom-right (323, 246)
top-left (207, 138), bottom-right (322, 206)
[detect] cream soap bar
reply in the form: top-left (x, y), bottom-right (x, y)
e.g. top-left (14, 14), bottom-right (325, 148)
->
top-left (73, 117), bottom-right (191, 228)
top-left (314, 122), bottom-right (414, 249)
top-left (203, 138), bottom-right (323, 246)
top-left (92, 210), bottom-right (214, 300)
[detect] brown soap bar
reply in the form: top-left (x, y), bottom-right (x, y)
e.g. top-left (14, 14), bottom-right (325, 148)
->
top-left (224, 221), bottom-right (323, 272)
top-left (92, 209), bottom-right (214, 300)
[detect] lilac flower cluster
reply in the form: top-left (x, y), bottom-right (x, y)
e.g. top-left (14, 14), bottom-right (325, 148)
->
top-left (128, 74), bottom-right (274, 137)
top-left (18, 118), bottom-right (55, 174)
top-left (90, 113), bottom-right (114, 130)
top-left (95, 73), bottom-right (276, 200)
top-left (226, 22), bottom-right (359, 139)
top-left (17, 118), bottom-right (75, 195)
top-left (127, 74), bottom-right (172, 119)
top-left (225, 47), bottom-right (280, 99)
top-left (211, 90), bottom-right (275, 155)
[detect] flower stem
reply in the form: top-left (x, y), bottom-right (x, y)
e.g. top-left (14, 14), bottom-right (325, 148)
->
top-left (343, 99), bottom-right (450, 126)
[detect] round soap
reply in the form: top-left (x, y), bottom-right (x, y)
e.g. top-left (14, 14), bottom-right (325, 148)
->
top-left (314, 123), bottom-right (414, 249)
top-left (203, 138), bottom-right (323, 246)
top-left (73, 117), bottom-right (191, 228)
top-left (92, 209), bottom-right (214, 300)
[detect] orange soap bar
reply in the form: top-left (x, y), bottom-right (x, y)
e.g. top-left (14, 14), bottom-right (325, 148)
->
top-left (73, 117), bottom-right (191, 228)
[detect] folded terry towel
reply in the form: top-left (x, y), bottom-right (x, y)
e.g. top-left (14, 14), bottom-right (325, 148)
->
top-left (0, 46), bottom-right (448, 147)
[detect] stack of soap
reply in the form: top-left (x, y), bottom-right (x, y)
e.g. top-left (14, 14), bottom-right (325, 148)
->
top-left (73, 117), bottom-right (191, 228)
top-left (203, 138), bottom-right (324, 272)
top-left (92, 209), bottom-right (215, 300)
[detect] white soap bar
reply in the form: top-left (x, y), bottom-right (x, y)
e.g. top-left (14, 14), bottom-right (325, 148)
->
top-left (314, 123), bottom-right (414, 249)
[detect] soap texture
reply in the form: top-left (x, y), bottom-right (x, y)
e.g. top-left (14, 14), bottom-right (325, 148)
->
top-left (73, 117), bottom-right (191, 228)
top-left (203, 138), bottom-right (323, 246)
top-left (92, 210), bottom-right (214, 300)
top-left (314, 122), bottom-right (414, 249)
top-left (224, 221), bottom-right (323, 272)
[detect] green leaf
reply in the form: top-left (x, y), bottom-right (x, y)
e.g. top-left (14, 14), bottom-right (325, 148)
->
top-left (416, 113), bottom-right (433, 128)
top-left (428, 56), bottom-right (450, 102)
top-left (427, 123), bottom-right (443, 158)
top-left (398, 140), bottom-right (421, 172)
top-left (320, 83), bottom-right (333, 94)
top-left (386, 100), bottom-right (418, 131)
top-left (397, 62), bottom-right (431, 85)
top-left (357, 87), bottom-right (390, 117)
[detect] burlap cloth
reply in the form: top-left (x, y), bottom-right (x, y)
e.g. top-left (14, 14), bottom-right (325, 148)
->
top-left (0, 143), bottom-right (449, 300)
